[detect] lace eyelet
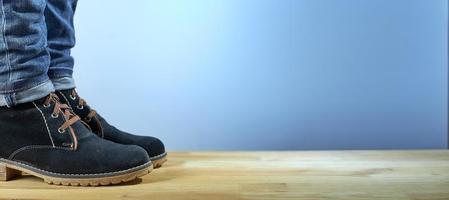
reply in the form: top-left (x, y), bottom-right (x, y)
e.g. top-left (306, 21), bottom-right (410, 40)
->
top-left (58, 128), bottom-right (66, 133)
top-left (77, 105), bottom-right (84, 110)
top-left (51, 113), bottom-right (59, 118)
top-left (43, 103), bottom-right (51, 108)
top-left (70, 95), bottom-right (76, 100)
top-left (85, 117), bottom-right (92, 122)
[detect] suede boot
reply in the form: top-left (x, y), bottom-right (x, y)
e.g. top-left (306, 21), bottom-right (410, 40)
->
top-left (0, 93), bottom-right (152, 186)
top-left (56, 89), bottom-right (167, 168)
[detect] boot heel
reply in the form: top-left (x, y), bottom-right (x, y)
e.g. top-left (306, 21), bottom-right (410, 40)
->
top-left (0, 163), bottom-right (21, 181)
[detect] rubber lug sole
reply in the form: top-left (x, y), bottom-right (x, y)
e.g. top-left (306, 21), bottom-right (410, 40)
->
top-left (0, 159), bottom-right (153, 186)
top-left (150, 153), bottom-right (168, 169)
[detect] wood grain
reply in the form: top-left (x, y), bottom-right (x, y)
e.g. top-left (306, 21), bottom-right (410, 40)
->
top-left (0, 151), bottom-right (448, 200)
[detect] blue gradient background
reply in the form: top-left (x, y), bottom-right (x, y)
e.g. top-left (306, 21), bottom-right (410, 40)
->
top-left (72, 0), bottom-right (448, 150)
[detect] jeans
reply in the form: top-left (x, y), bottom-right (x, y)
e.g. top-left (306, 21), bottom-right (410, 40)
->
top-left (0, 0), bottom-right (77, 107)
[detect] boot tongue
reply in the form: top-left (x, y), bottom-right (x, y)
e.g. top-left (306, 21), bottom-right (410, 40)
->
top-left (57, 89), bottom-right (74, 98)
top-left (47, 93), bottom-right (93, 141)
top-left (58, 89), bottom-right (92, 118)
top-left (57, 89), bottom-right (104, 137)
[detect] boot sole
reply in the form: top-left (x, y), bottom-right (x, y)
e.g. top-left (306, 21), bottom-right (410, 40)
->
top-left (150, 152), bottom-right (168, 169)
top-left (0, 158), bottom-right (153, 186)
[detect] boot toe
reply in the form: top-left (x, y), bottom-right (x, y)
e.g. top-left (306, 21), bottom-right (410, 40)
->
top-left (119, 144), bottom-right (151, 168)
top-left (138, 136), bottom-right (166, 159)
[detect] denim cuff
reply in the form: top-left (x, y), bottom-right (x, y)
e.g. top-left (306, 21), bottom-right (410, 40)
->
top-left (0, 79), bottom-right (55, 107)
top-left (51, 76), bottom-right (76, 91)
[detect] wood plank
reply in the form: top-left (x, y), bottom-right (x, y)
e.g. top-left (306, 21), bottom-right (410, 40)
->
top-left (0, 150), bottom-right (448, 200)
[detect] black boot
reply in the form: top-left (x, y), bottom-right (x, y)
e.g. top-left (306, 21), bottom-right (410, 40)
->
top-left (56, 89), bottom-right (167, 168)
top-left (0, 93), bottom-right (152, 186)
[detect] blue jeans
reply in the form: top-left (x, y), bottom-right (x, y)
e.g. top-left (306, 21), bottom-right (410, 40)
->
top-left (0, 0), bottom-right (77, 107)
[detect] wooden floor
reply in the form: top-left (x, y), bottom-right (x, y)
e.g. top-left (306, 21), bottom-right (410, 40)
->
top-left (0, 151), bottom-right (448, 200)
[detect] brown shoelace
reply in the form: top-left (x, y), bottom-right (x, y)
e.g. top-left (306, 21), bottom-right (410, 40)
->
top-left (70, 90), bottom-right (97, 122)
top-left (70, 89), bottom-right (104, 137)
top-left (43, 93), bottom-right (80, 149)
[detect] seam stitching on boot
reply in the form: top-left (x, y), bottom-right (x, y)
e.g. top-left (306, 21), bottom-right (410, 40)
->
top-left (8, 145), bottom-right (71, 160)
top-left (32, 102), bottom-right (56, 147)
top-left (0, 157), bottom-right (152, 177)
top-left (149, 152), bottom-right (168, 160)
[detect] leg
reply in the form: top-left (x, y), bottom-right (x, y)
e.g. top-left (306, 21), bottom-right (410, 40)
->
top-left (0, 0), bottom-right (152, 186)
top-left (0, 0), bottom-right (53, 107)
top-left (45, 0), bottom-right (167, 168)
top-left (45, 0), bottom-right (77, 90)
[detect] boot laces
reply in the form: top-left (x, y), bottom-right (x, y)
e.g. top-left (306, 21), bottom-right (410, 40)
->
top-left (70, 90), bottom-right (97, 122)
top-left (43, 93), bottom-right (80, 148)
top-left (70, 89), bottom-right (104, 137)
